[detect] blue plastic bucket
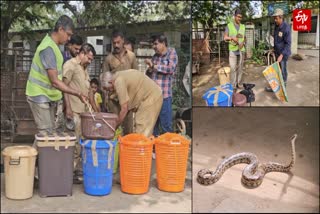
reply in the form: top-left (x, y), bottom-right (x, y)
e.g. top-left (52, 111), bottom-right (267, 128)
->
top-left (80, 139), bottom-right (117, 196)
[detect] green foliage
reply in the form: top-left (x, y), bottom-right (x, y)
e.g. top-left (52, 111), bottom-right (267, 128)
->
top-left (1, 1), bottom-right (58, 50)
top-left (69, 1), bottom-right (189, 28)
top-left (1, 1), bottom-right (57, 31)
top-left (261, 0), bottom-right (319, 17)
top-left (0, 0), bottom-right (191, 55)
top-left (192, 0), bottom-right (233, 28)
top-left (251, 40), bottom-right (267, 65)
top-left (172, 46), bottom-right (191, 109)
top-left (172, 83), bottom-right (189, 109)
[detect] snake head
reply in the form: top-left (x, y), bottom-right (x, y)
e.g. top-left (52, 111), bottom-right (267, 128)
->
top-left (291, 134), bottom-right (298, 142)
top-left (197, 169), bottom-right (217, 185)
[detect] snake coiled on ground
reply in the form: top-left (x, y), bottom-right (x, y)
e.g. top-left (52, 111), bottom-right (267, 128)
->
top-left (197, 134), bottom-right (298, 188)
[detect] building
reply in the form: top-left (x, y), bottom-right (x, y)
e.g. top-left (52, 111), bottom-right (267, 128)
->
top-left (6, 19), bottom-right (190, 77)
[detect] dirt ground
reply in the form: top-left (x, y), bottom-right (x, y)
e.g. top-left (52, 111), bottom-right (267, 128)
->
top-left (192, 107), bottom-right (319, 213)
top-left (192, 49), bottom-right (320, 106)
top-left (1, 142), bottom-right (192, 213)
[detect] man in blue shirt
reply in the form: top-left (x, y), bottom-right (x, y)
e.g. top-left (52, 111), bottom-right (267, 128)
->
top-left (266, 8), bottom-right (291, 92)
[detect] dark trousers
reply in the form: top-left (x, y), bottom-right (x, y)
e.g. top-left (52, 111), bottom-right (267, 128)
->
top-left (153, 97), bottom-right (173, 136)
top-left (277, 55), bottom-right (288, 84)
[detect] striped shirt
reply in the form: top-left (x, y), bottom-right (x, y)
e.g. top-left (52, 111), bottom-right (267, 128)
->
top-left (150, 48), bottom-right (178, 98)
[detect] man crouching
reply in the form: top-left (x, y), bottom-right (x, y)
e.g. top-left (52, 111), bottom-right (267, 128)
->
top-left (100, 69), bottom-right (163, 137)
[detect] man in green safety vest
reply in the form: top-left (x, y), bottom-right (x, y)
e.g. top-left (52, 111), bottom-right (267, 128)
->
top-left (224, 8), bottom-right (246, 90)
top-left (26, 15), bottom-right (87, 134)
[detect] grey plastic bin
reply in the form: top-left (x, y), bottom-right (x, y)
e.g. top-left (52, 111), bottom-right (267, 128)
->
top-left (36, 131), bottom-right (76, 197)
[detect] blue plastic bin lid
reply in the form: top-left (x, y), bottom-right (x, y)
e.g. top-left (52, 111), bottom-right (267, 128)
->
top-left (80, 139), bottom-right (117, 149)
top-left (202, 83), bottom-right (233, 103)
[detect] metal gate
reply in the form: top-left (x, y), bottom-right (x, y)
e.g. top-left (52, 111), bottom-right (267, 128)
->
top-left (1, 49), bottom-right (36, 142)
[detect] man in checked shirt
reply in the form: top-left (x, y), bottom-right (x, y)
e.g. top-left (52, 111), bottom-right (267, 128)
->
top-left (145, 34), bottom-right (178, 137)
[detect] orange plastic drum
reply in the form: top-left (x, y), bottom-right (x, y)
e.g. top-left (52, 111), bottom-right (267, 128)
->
top-left (119, 134), bottom-right (153, 194)
top-left (154, 133), bottom-right (190, 192)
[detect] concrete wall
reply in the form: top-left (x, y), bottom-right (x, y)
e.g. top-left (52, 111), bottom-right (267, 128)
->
top-left (7, 20), bottom-right (189, 54)
top-left (87, 36), bottom-right (104, 55)
top-left (8, 36), bottom-right (31, 55)
top-left (298, 33), bottom-right (317, 45)
top-left (297, 13), bottom-right (319, 47)
top-left (103, 36), bottom-right (111, 55)
top-left (291, 25), bottom-right (298, 55)
top-left (316, 14), bottom-right (319, 47)
top-left (165, 31), bottom-right (181, 48)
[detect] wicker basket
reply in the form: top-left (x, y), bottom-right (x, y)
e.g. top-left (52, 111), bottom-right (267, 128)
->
top-left (80, 112), bottom-right (117, 139)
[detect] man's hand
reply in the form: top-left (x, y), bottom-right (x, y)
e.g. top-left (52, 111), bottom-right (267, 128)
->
top-left (115, 117), bottom-right (120, 129)
top-left (239, 42), bottom-right (245, 50)
top-left (109, 92), bottom-right (118, 100)
top-left (65, 107), bottom-right (73, 120)
top-left (88, 88), bottom-right (95, 100)
top-left (78, 92), bottom-right (88, 103)
top-left (144, 59), bottom-right (153, 68)
top-left (277, 54), bottom-right (283, 63)
top-left (232, 36), bottom-right (239, 44)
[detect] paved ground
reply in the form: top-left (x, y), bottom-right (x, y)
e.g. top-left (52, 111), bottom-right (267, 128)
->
top-left (192, 107), bottom-right (319, 213)
top-left (1, 140), bottom-right (192, 213)
top-left (192, 49), bottom-right (320, 106)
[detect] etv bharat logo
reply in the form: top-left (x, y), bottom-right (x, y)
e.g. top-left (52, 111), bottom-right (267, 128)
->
top-left (293, 9), bottom-right (311, 31)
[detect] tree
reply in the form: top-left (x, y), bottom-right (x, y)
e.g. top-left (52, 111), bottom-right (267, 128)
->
top-left (261, 0), bottom-right (319, 17)
top-left (66, 1), bottom-right (190, 27)
top-left (0, 1), bottom-right (58, 53)
top-left (1, 0), bottom-right (190, 52)
top-left (192, 0), bottom-right (234, 29)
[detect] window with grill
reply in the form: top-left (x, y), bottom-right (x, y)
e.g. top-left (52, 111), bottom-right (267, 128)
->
top-left (96, 39), bottom-right (103, 45)
top-left (12, 42), bottom-right (23, 49)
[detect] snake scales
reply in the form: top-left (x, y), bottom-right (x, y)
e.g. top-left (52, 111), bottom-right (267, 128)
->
top-left (197, 134), bottom-right (298, 188)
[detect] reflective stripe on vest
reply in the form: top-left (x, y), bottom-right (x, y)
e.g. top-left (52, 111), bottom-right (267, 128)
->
top-left (28, 76), bottom-right (54, 89)
top-left (228, 22), bottom-right (246, 52)
top-left (26, 34), bottom-right (63, 101)
top-left (31, 62), bottom-right (62, 77)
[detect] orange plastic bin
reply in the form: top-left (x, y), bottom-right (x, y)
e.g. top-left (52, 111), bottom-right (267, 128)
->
top-left (119, 134), bottom-right (153, 194)
top-left (154, 133), bottom-right (190, 192)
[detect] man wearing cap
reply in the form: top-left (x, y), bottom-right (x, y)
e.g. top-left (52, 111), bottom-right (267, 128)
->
top-left (224, 8), bottom-right (246, 89)
top-left (266, 8), bottom-right (291, 91)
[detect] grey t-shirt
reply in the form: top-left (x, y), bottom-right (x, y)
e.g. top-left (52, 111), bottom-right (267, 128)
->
top-left (28, 47), bottom-right (59, 103)
top-left (225, 23), bottom-right (241, 56)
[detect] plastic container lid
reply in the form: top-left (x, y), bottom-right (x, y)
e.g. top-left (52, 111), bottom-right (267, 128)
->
top-left (35, 131), bottom-right (77, 141)
top-left (155, 133), bottom-right (190, 145)
top-left (36, 131), bottom-right (76, 149)
top-left (80, 139), bottom-right (117, 149)
top-left (202, 83), bottom-right (233, 104)
top-left (80, 112), bottom-right (118, 119)
top-left (119, 133), bottom-right (153, 146)
top-left (2, 146), bottom-right (37, 157)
